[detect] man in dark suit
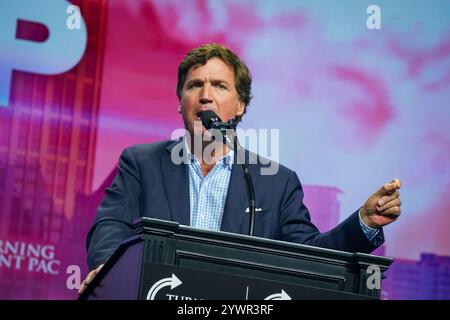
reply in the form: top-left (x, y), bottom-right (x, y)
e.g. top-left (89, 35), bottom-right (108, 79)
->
top-left (79, 43), bottom-right (402, 294)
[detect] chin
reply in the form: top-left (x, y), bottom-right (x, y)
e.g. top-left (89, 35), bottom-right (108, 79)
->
top-left (189, 118), bottom-right (203, 132)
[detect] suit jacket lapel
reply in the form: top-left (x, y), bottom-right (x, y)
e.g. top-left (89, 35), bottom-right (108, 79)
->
top-left (161, 139), bottom-right (190, 226)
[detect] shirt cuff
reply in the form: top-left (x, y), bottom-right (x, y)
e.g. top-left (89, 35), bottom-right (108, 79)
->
top-left (358, 208), bottom-right (383, 245)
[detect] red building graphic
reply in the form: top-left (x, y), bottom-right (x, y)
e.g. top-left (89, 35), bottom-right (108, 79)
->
top-left (0, 0), bottom-right (108, 299)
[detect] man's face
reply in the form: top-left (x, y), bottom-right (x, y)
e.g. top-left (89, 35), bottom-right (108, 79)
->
top-left (179, 57), bottom-right (245, 137)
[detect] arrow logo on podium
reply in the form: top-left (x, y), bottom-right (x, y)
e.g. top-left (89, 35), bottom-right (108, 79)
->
top-left (264, 289), bottom-right (292, 300)
top-left (146, 273), bottom-right (182, 300)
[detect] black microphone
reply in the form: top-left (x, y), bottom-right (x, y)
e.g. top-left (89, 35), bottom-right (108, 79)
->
top-left (199, 110), bottom-right (257, 237)
top-left (201, 110), bottom-right (236, 147)
top-left (200, 110), bottom-right (234, 132)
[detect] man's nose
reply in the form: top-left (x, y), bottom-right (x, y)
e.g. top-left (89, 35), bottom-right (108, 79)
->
top-left (199, 83), bottom-right (213, 104)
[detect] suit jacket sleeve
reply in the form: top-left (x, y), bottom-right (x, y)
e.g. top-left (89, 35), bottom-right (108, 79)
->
top-left (278, 171), bottom-right (383, 253)
top-left (86, 147), bottom-right (142, 270)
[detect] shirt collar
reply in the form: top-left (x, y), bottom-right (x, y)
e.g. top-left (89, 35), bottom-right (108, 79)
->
top-left (183, 136), bottom-right (234, 171)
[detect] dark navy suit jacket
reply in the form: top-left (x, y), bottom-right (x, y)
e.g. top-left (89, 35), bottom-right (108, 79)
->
top-left (86, 139), bottom-right (382, 270)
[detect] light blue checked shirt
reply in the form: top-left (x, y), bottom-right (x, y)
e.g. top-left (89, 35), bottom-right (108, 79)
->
top-left (188, 149), bottom-right (233, 231)
top-left (186, 147), bottom-right (382, 245)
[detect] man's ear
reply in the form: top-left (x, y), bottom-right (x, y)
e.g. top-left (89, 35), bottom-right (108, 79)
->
top-left (236, 101), bottom-right (245, 117)
top-left (178, 104), bottom-right (182, 113)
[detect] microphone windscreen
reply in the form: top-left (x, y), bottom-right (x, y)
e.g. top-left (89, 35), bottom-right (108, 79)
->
top-left (200, 110), bottom-right (222, 129)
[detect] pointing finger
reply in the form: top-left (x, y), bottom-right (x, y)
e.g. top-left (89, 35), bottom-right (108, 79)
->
top-left (391, 178), bottom-right (402, 189)
top-left (375, 182), bottom-right (396, 196)
top-left (375, 179), bottom-right (401, 196)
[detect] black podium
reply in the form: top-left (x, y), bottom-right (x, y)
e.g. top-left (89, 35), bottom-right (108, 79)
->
top-left (79, 217), bottom-right (393, 300)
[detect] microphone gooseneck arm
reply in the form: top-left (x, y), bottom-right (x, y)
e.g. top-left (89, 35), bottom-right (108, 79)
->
top-left (201, 111), bottom-right (257, 236)
top-left (233, 136), bottom-right (256, 237)
top-left (224, 132), bottom-right (256, 236)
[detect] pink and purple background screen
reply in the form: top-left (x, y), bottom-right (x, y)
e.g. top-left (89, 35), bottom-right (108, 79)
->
top-left (0, 0), bottom-right (449, 299)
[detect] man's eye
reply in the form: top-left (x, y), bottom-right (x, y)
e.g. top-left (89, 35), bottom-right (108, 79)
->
top-left (214, 83), bottom-right (227, 89)
top-left (188, 82), bottom-right (202, 89)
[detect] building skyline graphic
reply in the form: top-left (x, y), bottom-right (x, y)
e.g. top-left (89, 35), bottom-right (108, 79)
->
top-left (0, 0), bottom-right (108, 299)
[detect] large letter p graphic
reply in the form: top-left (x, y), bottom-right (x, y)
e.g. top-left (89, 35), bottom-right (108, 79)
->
top-left (0, 0), bottom-right (87, 107)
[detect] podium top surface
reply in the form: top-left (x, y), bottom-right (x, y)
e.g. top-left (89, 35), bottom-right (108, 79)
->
top-left (134, 217), bottom-right (393, 268)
